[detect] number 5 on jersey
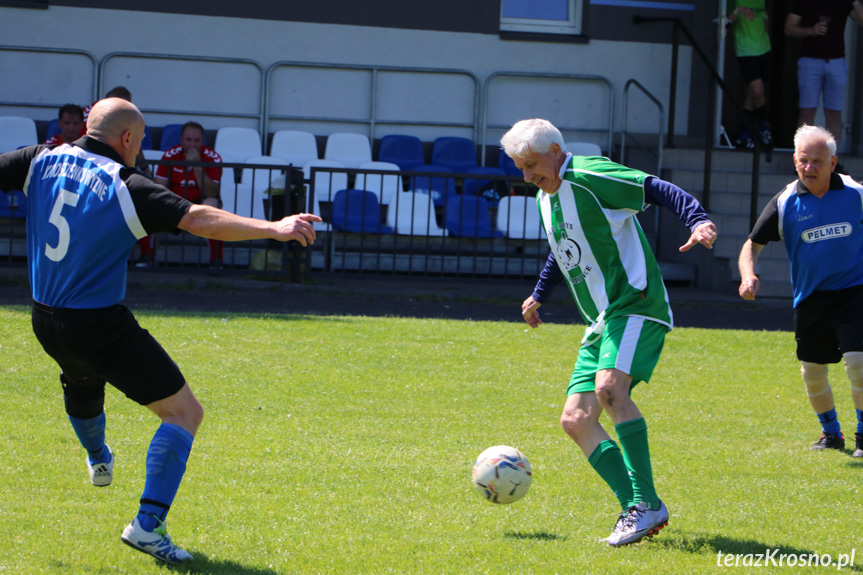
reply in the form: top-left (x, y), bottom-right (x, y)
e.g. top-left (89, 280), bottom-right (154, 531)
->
top-left (46, 189), bottom-right (80, 262)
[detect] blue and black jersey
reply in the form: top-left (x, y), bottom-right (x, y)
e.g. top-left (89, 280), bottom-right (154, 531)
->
top-left (750, 172), bottom-right (863, 307)
top-left (0, 137), bottom-right (191, 308)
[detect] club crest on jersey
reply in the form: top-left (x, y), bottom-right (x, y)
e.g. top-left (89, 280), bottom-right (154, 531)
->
top-left (556, 238), bottom-right (582, 270)
top-left (801, 223), bottom-right (851, 243)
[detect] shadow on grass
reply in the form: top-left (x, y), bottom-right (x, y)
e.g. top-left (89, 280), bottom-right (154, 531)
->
top-left (161, 552), bottom-right (279, 574)
top-left (504, 531), bottom-right (567, 542)
top-left (655, 533), bottom-right (862, 572)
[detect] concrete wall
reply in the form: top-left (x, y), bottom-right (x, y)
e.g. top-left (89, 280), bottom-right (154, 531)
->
top-left (0, 4), bottom-right (693, 149)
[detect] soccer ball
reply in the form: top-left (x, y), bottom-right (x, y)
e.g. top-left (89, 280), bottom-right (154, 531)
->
top-left (472, 445), bottom-right (532, 504)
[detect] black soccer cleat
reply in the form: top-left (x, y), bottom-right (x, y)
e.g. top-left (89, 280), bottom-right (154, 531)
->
top-left (811, 432), bottom-right (845, 451)
top-left (853, 433), bottom-right (863, 458)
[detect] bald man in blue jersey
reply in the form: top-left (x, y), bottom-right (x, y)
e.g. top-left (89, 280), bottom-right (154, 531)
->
top-left (0, 98), bottom-right (321, 564)
top-left (739, 124), bottom-right (863, 459)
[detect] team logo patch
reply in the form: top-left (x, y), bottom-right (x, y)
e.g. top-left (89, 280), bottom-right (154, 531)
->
top-left (801, 223), bottom-right (851, 243)
top-left (556, 238), bottom-right (582, 270)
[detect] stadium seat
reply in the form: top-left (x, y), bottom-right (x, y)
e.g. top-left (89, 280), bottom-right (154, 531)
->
top-left (377, 134), bottom-right (426, 170)
top-left (270, 130), bottom-right (319, 167)
top-left (331, 189), bottom-right (392, 234)
top-left (222, 155), bottom-right (288, 220)
top-left (498, 149), bottom-right (522, 177)
top-left (356, 161), bottom-right (402, 206)
top-left (141, 126), bottom-right (153, 151)
top-left (462, 166), bottom-right (508, 205)
top-left (495, 196), bottom-right (546, 240)
top-left (565, 141), bottom-right (602, 156)
top-left (408, 165), bottom-right (456, 208)
top-left (303, 159), bottom-right (348, 229)
top-left (0, 190), bottom-right (28, 219)
top-left (445, 196), bottom-right (503, 238)
top-left (215, 127), bottom-right (262, 164)
top-left (431, 136), bottom-right (478, 173)
top-left (324, 132), bottom-right (372, 168)
top-left (386, 192), bottom-right (448, 237)
top-left (159, 124), bottom-right (183, 151)
top-left (46, 119), bottom-right (60, 140)
top-left (141, 149), bottom-right (163, 160)
top-left (0, 116), bottom-right (38, 153)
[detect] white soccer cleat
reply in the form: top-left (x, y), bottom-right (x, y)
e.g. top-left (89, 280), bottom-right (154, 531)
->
top-left (86, 445), bottom-right (113, 487)
top-left (605, 501), bottom-right (669, 547)
top-left (121, 517), bottom-right (193, 564)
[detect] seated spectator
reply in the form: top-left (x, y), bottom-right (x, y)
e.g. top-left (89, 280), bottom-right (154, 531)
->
top-left (82, 86), bottom-right (132, 128)
top-left (139, 121), bottom-right (224, 267)
top-left (44, 104), bottom-right (84, 146)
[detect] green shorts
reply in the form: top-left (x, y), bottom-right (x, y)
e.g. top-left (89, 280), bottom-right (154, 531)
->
top-left (567, 315), bottom-right (668, 396)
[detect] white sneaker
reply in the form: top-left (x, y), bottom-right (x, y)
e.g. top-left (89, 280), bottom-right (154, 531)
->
top-left (121, 517), bottom-right (193, 564)
top-left (605, 501), bottom-right (669, 547)
top-left (86, 445), bottom-right (113, 487)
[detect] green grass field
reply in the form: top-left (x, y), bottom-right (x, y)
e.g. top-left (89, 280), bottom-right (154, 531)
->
top-left (1, 305), bottom-right (861, 574)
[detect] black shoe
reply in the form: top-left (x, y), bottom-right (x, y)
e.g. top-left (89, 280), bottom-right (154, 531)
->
top-left (811, 432), bottom-right (845, 451)
top-left (854, 433), bottom-right (863, 458)
top-left (133, 255), bottom-right (152, 268)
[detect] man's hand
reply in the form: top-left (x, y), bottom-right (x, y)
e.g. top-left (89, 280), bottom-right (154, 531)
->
top-left (680, 221), bottom-right (718, 252)
top-left (521, 295), bottom-right (543, 328)
top-left (739, 276), bottom-right (760, 301)
top-left (274, 213), bottom-right (322, 246)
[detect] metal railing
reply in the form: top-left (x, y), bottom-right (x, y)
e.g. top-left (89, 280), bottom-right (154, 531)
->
top-left (633, 15), bottom-right (771, 221)
top-left (482, 71), bottom-right (615, 163)
top-left (264, 61), bottom-right (481, 143)
top-left (99, 51), bottom-right (266, 141)
top-left (0, 45), bottom-right (98, 115)
top-left (620, 78), bottom-right (664, 174)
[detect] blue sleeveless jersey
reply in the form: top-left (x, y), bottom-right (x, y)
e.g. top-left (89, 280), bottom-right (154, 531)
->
top-left (776, 174), bottom-right (863, 306)
top-left (23, 144), bottom-right (148, 308)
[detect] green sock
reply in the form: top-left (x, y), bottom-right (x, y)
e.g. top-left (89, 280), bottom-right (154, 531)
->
top-left (615, 417), bottom-right (660, 509)
top-left (588, 440), bottom-right (634, 510)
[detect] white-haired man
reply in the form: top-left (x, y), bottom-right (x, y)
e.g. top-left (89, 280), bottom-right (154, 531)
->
top-left (739, 124), bottom-right (863, 458)
top-left (501, 118), bottom-right (717, 546)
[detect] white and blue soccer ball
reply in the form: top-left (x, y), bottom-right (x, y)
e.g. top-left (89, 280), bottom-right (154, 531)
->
top-left (472, 445), bottom-right (532, 504)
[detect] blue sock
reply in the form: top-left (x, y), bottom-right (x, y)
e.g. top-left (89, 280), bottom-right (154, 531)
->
top-left (136, 423), bottom-right (194, 532)
top-left (817, 408), bottom-right (841, 435)
top-left (68, 413), bottom-right (110, 464)
top-left (857, 409), bottom-right (863, 435)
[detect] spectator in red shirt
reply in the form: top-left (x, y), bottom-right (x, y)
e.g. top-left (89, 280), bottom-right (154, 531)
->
top-left (141, 122), bottom-right (224, 267)
top-left (44, 104), bottom-right (84, 146)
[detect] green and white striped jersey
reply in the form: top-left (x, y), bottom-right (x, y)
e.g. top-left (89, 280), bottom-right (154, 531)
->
top-left (538, 155), bottom-right (672, 341)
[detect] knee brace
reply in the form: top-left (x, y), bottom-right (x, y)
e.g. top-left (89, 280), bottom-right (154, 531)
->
top-left (801, 361), bottom-right (830, 397)
top-left (60, 373), bottom-right (106, 419)
top-left (843, 352), bottom-right (863, 393)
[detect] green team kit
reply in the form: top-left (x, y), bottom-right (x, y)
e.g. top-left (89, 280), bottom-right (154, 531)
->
top-left (538, 155), bottom-right (672, 392)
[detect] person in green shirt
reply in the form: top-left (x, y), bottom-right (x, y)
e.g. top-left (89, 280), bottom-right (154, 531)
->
top-left (501, 118), bottom-right (717, 546)
top-left (728, 0), bottom-right (773, 149)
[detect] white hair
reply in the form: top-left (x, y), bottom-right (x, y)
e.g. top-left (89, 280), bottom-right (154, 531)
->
top-left (794, 124), bottom-right (837, 157)
top-left (500, 118), bottom-right (566, 159)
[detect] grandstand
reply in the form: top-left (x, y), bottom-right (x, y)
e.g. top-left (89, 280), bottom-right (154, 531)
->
top-left (2, 1), bottom-right (862, 296)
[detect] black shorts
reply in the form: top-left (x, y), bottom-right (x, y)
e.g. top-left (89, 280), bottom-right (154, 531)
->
top-left (737, 52), bottom-right (771, 84)
top-left (794, 285), bottom-right (863, 364)
top-left (31, 301), bottom-right (186, 405)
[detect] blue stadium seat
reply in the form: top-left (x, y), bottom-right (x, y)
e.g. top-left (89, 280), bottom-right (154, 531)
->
top-left (0, 190), bottom-right (28, 219)
top-left (431, 136), bottom-right (478, 173)
top-left (498, 149), bottom-right (523, 177)
top-left (408, 165), bottom-right (457, 208)
top-left (160, 124), bottom-right (183, 151)
top-left (331, 189), bottom-right (393, 234)
top-left (141, 126), bottom-right (152, 151)
top-left (378, 134), bottom-right (426, 170)
top-left (445, 195), bottom-right (503, 238)
top-left (46, 119), bottom-right (60, 140)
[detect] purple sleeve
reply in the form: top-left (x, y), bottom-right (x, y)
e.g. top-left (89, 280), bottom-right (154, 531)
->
top-left (531, 251), bottom-right (564, 303)
top-left (644, 176), bottom-right (711, 232)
